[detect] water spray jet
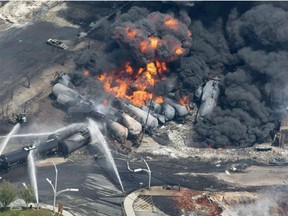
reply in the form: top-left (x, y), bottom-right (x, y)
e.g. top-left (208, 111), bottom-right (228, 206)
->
top-left (88, 118), bottom-right (125, 192)
top-left (0, 123), bottom-right (20, 155)
top-left (0, 132), bottom-right (52, 139)
top-left (28, 150), bottom-right (39, 205)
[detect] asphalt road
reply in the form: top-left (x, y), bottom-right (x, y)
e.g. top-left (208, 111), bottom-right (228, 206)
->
top-left (1, 144), bottom-right (253, 216)
top-left (1, 150), bottom-right (164, 216)
top-left (0, 123), bottom-right (261, 216)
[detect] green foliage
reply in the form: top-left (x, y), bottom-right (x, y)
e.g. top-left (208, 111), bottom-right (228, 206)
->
top-left (10, 211), bottom-right (19, 216)
top-left (18, 185), bottom-right (34, 208)
top-left (0, 181), bottom-right (16, 209)
top-left (0, 208), bottom-right (56, 215)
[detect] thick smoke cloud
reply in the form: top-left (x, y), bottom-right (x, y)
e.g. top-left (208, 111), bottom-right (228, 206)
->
top-left (79, 2), bottom-right (288, 148)
top-left (192, 3), bottom-right (288, 147)
top-left (179, 19), bottom-right (235, 91)
top-left (194, 68), bottom-right (275, 147)
top-left (112, 6), bottom-right (192, 64)
top-left (237, 48), bottom-right (288, 86)
top-left (226, 4), bottom-right (288, 50)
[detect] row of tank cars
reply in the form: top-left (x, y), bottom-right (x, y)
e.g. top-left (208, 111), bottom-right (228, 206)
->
top-left (0, 123), bottom-right (91, 173)
top-left (0, 72), bottom-right (221, 173)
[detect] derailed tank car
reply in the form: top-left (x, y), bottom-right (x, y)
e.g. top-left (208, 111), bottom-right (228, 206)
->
top-left (36, 138), bottom-right (60, 156)
top-left (59, 128), bottom-right (91, 156)
top-left (48, 123), bottom-right (91, 157)
top-left (0, 146), bottom-right (36, 173)
top-left (197, 78), bottom-right (220, 120)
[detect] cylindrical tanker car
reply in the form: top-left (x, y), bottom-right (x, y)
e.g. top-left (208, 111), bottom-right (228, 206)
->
top-left (0, 123), bottom-right (92, 173)
top-left (0, 145), bottom-right (36, 173)
top-left (59, 128), bottom-right (91, 156)
top-left (47, 123), bottom-right (91, 156)
top-left (47, 123), bottom-right (88, 148)
top-left (35, 138), bottom-right (60, 156)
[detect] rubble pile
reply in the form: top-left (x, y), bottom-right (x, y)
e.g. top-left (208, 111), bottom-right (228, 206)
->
top-left (174, 188), bottom-right (222, 215)
top-left (152, 120), bottom-right (193, 148)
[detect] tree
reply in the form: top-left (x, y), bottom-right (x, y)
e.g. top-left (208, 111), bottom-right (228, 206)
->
top-left (0, 180), bottom-right (17, 209)
top-left (18, 184), bottom-right (34, 208)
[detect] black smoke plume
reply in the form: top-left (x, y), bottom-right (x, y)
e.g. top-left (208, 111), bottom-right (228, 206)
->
top-left (78, 2), bottom-right (288, 148)
top-left (192, 3), bottom-right (288, 147)
top-left (112, 6), bottom-right (192, 64)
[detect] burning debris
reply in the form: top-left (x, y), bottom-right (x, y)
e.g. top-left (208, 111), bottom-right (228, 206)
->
top-left (94, 6), bottom-right (193, 111)
top-left (50, 72), bottom-right (190, 147)
top-left (112, 7), bottom-right (192, 64)
top-left (51, 2), bottom-right (288, 149)
top-left (81, 7), bottom-right (192, 146)
top-left (97, 61), bottom-right (169, 107)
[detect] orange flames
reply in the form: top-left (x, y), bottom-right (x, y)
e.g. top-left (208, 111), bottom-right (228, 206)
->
top-left (179, 96), bottom-right (190, 111)
top-left (164, 15), bottom-right (192, 39)
top-left (164, 17), bottom-right (180, 31)
top-left (154, 96), bottom-right (164, 104)
top-left (98, 61), bottom-right (168, 107)
top-left (125, 27), bottom-right (139, 38)
top-left (149, 37), bottom-right (159, 50)
top-left (140, 37), bottom-right (159, 53)
top-left (125, 62), bottom-right (133, 74)
top-left (122, 20), bottom-right (188, 58)
top-left (175, 48), bottom-right (185, 55)
top-left (100, 14), bottom-right (192, 108)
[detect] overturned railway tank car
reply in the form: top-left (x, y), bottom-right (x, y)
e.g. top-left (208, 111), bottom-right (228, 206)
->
top-left (59, 128), bottom-right (91, 156)
top-left (47, 123), bottom-right (91, 156)
top-left (35, 138), bottom-right (60, 156)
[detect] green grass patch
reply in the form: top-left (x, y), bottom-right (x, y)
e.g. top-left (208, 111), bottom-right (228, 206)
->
top-left (0, 208), bottom-right (62, 216)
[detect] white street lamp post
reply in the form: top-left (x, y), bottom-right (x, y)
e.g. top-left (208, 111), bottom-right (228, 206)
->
top-left (143, 160), bottom-right (151, 189)
top-left (127, 159), bottom-right (151, 189)
top-left (46, 178), bottom-right (56, 213)
top-left (56, 188), bottom-right (79, 197)
top-left (46, 161), bottom-right (78, 214)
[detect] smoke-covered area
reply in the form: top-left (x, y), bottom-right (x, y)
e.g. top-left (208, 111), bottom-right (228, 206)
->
top-left (226, 4), bottom-right (288, 50)
top-left (82, 2), bottom-right (288, 148)
top-left (191, 2), bottom-right (288, 147)
top-left (178, 18), bottom-right (236, 91)
top-left (223, 186), bottom-right (288, 216)
top-left (112, 6), bottom-right (192, 64)
top-left (226, 198), bottom-right (275, 216)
